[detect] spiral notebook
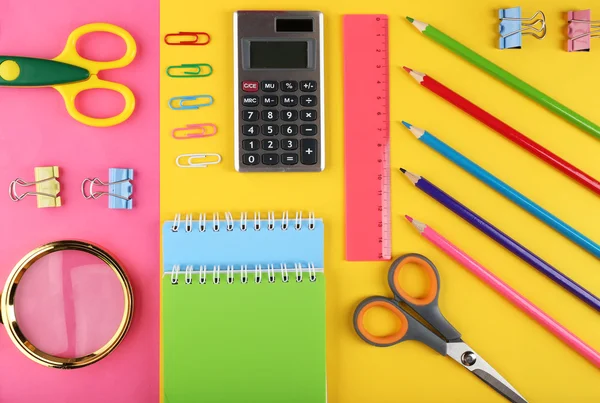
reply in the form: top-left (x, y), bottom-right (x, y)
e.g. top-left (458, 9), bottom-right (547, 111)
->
top-left (162, 211), bottom-right (326, 403)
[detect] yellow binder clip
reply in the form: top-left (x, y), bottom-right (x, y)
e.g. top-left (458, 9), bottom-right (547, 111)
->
top-left (9, 166), bottom-right (62, 208)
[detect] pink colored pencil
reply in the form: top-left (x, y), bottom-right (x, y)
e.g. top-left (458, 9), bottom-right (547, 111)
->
top-left (406, 215), bottom-right (600, 368)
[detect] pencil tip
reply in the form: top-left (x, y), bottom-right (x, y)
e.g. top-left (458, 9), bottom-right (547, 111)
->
top-left (406, 16), bottom-right (414, 23)
top-left (399, 167), bottom-right (406, 173)
top-left (405, 215), bottom-right (413, 222)
top-left (401, 121), bottom-right (412, 129)
top-left (402, 66), bottom-right (412, 73)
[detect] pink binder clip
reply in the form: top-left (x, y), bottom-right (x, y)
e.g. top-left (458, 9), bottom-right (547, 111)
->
top-left (567, 10), bottom-right (598, 52)
top-left (172, 123), bottom-right (218, 139)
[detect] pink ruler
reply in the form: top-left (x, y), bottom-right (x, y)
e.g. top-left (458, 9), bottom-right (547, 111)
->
top-left (343, 15), bottom-right (391, 261)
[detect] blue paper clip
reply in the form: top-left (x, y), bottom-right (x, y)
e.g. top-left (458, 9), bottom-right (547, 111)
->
top-left (169, 95), bottom-right (214, 110)
top-left (499, 7), bottom-right (546, 49)
top-left (81, 168), bottom-right (134, 210)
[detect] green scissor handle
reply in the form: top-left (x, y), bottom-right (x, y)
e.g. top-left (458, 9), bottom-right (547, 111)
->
top-left (0, 56), bottom-right (89, 87)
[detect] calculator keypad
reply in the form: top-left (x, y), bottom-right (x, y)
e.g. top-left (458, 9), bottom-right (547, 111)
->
top-left (238, 79), bottom-right (321, 170)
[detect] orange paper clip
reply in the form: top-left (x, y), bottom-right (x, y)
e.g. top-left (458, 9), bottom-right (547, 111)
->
top-left (172, 123), bottom-right (218, 139)
top-left (164, 31), bottom-right (211, 46)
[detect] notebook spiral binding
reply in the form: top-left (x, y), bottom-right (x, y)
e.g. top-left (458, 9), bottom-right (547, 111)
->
top-left (170, 262), bottom-right (319, 285)
top-left (170, 211), bottom-right (316, 233)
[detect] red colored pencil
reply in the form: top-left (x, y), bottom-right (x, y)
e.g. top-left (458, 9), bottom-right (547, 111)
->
top-left (403, 67), bottom-right (600, 196)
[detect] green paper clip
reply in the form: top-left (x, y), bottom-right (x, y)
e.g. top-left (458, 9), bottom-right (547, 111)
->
top-left (166, 63), bottom-right (213, 78)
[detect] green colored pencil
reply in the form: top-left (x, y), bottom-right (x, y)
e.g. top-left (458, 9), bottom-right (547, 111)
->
top-left (406, 16), bottom-right (600, 141)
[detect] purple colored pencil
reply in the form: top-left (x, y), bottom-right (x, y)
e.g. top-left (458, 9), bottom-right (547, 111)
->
top-left (400, 168), bottom-right (600, 312)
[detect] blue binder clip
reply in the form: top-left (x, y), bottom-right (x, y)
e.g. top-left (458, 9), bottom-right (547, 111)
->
top-left (81, 168), bottom-right (134, 209)
top-left (499, 7), bottom-right (546, 49)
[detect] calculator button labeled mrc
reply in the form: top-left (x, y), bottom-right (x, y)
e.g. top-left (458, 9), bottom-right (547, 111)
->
top-left (261, 81), bottom-right (278, 92)
top-left (242, 95), bottom-right (259, 106)
top-left (280, 80), bottom-right (298, 92)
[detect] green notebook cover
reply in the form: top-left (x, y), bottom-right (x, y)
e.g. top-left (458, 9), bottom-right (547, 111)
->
top-left (162, 213), bottom-right (326, 403)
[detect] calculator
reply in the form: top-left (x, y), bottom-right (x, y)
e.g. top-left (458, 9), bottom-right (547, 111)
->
top-left (234, 10), bottom-right (325, 172)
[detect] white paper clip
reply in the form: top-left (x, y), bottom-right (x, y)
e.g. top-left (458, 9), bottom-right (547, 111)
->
top-left (175, 153), bottom-right (222, 168)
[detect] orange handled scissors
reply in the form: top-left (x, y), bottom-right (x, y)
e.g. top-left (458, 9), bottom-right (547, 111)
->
top-left (0, 23), bottom-right (136, 127)
top-left (354, 254), bottom-right (527, 403)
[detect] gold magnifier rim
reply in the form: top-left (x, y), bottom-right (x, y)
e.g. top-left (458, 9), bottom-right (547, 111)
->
top-left (0, 240), bottom-right (133, 369)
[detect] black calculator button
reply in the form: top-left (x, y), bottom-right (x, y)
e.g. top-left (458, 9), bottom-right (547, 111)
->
top-left (280, 80), bottom-right (298, 92)
top-left (262, 95), bottom-right (278, 107)
top-left (282, 154), bottom-right (299, 165)
top-left (262, 139), bottom-right (279, 151)
top-left (262, 154), bottom-right (279, 165)
top-left (262, 124), bottom-right (279, 136)
top-left (300, 95), bottom-right (318, 107)
top-left (300, 124), bottom-right (318, 136)
top-left (300, 110), bottom-right (317, 121)
top-left (242, 95), bottom-right (259, 107)
top-left (281, 124), bottom-right (298, 136)
top-left (301, 139), bottom-right (318, 165)
top-left (300, 80), bottom-right (317, 92)
top-left (281, 95), bottom-right (298, 107)
top-left (242, 154), bottom-right (260, 165)
top-left (242, 139), bottom-right (260, 151)
top-left (261, 80), bottom-right (278, 92)
top-left (281, 139), bottom-right (298, 150)
top-left (242, 110), bottom-right (259, 121)
top-left (242, 124), bottom-right (259, 136)
top-left (281, 110), bottom-right (298, 122)
top-left (262, 110), bottom-right (279, 121)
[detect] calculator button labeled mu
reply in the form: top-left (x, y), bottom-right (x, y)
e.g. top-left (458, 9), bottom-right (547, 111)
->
top-left (234, 10), bottom-right (325, 172)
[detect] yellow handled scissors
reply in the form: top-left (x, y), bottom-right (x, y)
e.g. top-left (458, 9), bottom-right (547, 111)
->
top-left (354, 254), bottom-right (527, 403)
top-left (0, 23), bottom-right (136, 127)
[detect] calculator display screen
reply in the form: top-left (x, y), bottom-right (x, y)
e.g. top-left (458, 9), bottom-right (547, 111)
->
top-left (249, 41), bottom-right (308, 69)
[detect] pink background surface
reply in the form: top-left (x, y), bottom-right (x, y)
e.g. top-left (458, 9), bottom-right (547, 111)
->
top-left (0, 1), bottom-right (159, 402)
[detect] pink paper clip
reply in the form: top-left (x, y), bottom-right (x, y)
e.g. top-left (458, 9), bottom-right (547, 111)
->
top-left (567, 10), bottom-right (598, 52)
top-left (172, 123), bottom-right (218, 139)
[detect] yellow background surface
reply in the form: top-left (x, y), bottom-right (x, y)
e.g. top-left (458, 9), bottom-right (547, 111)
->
top-left (161, 1), bottom-right (600, 401)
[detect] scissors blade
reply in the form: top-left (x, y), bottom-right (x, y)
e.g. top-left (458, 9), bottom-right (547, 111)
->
top-left (447, 342), bottom-right (527, 403)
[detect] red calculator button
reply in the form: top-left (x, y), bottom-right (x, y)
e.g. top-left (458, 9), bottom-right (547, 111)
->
top-left (242, 81), bottom-right (259, 92)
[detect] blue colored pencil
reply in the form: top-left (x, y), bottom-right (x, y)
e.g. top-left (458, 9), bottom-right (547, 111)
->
top-left (400, 168), bottom-right (600, 311)
top-left (401, 121), bottom-right (600, 260)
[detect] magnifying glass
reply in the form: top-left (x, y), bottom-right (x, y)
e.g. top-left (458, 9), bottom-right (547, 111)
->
top-left (0, 240), bottom-right (133, 369)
